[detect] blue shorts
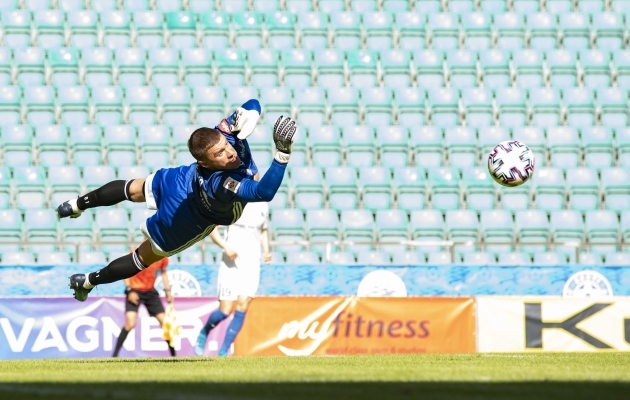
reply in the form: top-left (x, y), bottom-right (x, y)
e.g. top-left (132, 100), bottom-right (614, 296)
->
top-left (140, 166), bottom-right (216, 257)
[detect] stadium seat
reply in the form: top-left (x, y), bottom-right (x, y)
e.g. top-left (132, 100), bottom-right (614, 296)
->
top-left (134, 11), bottom-right (164, 49)
top-left (566, 168), bottom-right (600, 211)
top-left (199, 12), bottom-right (230, 50)
top-left (249, 49), bottom-right (280, 88)
top-left (562, 88), bottom-right (595, 128)
top-left (172, 126), bottom-right (196, 165)
top-left (295, 87), bottom-right (325, 126)
top-left (597, 88), bottom-right (628, 127)
top-left (193, 87), bottom-right (225, 127)
top-left (138, 126), bottom-right (171, 167)
top-left (159, 86), bottom-right (191, 126)
top-left (329, 252), bottom-right (356, 265)
top-left (379, 50), bottom-right (412, 88)
top-left (0, 86), bottom-right (21, 127)
top-left (36, 125), bottom-right (68, 167)
top-left (357, 252), bottom-right (391, 265)
top-left (57, 86), bottom-right (88, 126)
top-left (581, 127), bottom-right (613, 169)
top-left (0, 209), bottom-right (22, 253)
top-left (446, 210), bottom-right (479, 253)
top-left (395, 88), bottom-right (426, 127)
top-left (0, 167), bottom-right (10, 209)
top-left (447, 50), bottom-right (478, 89)
top-left (24, 86), bottom-right (55, 127)
top-left (261, 87), bottom-right (291, 126)
top-left (82, 166), bottom-right (115, 193)
top-left (14, 167), bottom-right (47, 210)
top-left (375, 209), bottom-right (409, 253)
top-left (481, 210), bottom-right (514, 254)
top-left (25, 209), bottom-right (58, 253)
top-left (428, 168), bottom-right (460, 210)
top-left (48, 48), bottom-right (80, 87)
top-left (390, 167), bottom-right (425, 211)
top-left (82, 49), bottom-right (113, 87)
top-left (330, 12), bottom-right (361, 49)
top-left (415, 0), bottom-right (441, 13)
top-left (280, 49), bottom-right (312, 89)
top-left (181, 49), bottom-right (212, 87)
top-left (463, 252), bottom-right (496, 266)
top-left (96, 209), bottom-right (130, 255)
top-left (616, 128), bottom-right (630, 168)
top-left (341, 209), bottom-right (374, 252)
top-left (585, 210), bottom-right (619, 254)
top-left (347, 50), bottom-right (378, 88)
top-left (462, 88), bottom-right (493, 127)
top-left (266, 12), bottom-right (296, 49)
top-left (286, 0), bottom-right (313, 11)
top-left (515, 210), bottom-right (549, 253)
top-left (232, 12), bottom-right (264, 49)
top-left (37, 252), bottom-right (71, 265)
top-left (532, 168), bottom-right (565, 211)
top-left (115, 48), bottom-right (146, 87)
top-left (122, 0), bottom-right (150, 10)
top-left (428, 88), bottom-right (460, 127)
top-left (559, 13), bottom-right (590, 50)
top-left (166, 12), bottom-right (197, 49)
top-left (580, 50), bottom-right (612, 89)
top-left (392, 251), bottom-right (425, 265)
top-left (550, 210), bottom-right (584, 255)
top-left (104, 125), bottom-right (137, 166)
top-left (461, 13), bottom-right (491, 50)
top-left (614, 51), bottom-right (630, 88)
top-left (178, 248), bottom-right (203, 265)
top-left (308, 126), bottom-right (341, 167)
top-left (533, 252), bottom-right (565, 266)
top-left (428, 13), bottom-right (459, 50)
top-left (427, 252), bottom-right (453, 265)
top-left (286, 252), bottom-right (321, 264)
top-left (296, 13), bottom-right (328, 49)
top-left (70, 125), bottom-right (102, 167)
top-left (462, 168), bottom-right (496, 210)
top-left (314, 49), bottom-right (345, 88)
top-left (601, 168), bottom-right (630, 211)
top-left (377, 126), bottom-right (409, 167)
top-left (363, 12), bottom-right (393, 50)
top-left (445, 127), bottom-right (477, 168)
top-left (2, 125), bottom-right (33, 167)
top-left (478, 126), bottom-right (510, 155)
top-left (101, 11), bottom-right (132, 49)
top-left (546, 50), bottom-right (577, 88)
top-left (344, 126), bottom-right (375, 167)
top-left (359, 167), bottom-right (392, 210)
top-left (494, 13), bottom-right (526, 50)
top-left (605, 253), bottom-right (630, 266)
top-left (414, 50), bottom-right (444, 88)
top-left (2, 10), bottom-right (32, 48)
top-left (410, 210), bottom-right (444, 253)
top-left (497, 252), bottom-right (530, 266)
top-left (0, 252), bottom-right (35, 266)
top-left (92, 86), bottom-right (124, 126)
top-left (361, 88), bottom-right (393, 127)
top-left (513, 126), bottom-right (546, 168)
top-left (328, 87), bottom-right (359, 126)
top-left (149, 49), bottom-right (180, 88)
top-left (126, 86), bottom-right (157, 125)
top-left (410, 126), bottom-right (442, 168)
top-left (479, 50), bottom-right (511, 88)
top-left (49, 166), bottom-right (81, 208)
top-left (215, 49), bottom-right (247, 87)
top-left (68, 10), bottom-right (98, 48)
top-left (529, 88), bottom-right (561, 128)
top-left (513, 50), bottom-right (544, 88)
top-left (0, 48), bottom-right (10, 87)
top-left (396, 12), bottom-right (426, 50)
top-left (592, 13), bottom-right (624, 50)
top-left (527, 13), bottom-right (558, 50)
top-left (292, 167), bottom-right (325, 209)
top-left (15, 47), bottom-right (45, 87)
top-left (305, 209), bottom-right (339, 253)
top-left (326, 167), bottom-right (359, 210)
top-left (271, 209), bottom-right (305, 252)
top-left (495, 87), bottom-right (527, 127)
top-left (547, 127), bottom-right (580, 168)
top-left (78, 252), bottom-right (107, 265)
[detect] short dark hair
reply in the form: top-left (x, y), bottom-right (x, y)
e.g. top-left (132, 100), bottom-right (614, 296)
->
top-left (187, 127), bottom-right (222, 160)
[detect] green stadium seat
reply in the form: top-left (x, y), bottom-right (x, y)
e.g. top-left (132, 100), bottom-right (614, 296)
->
top-left (0, 167), bottom-right (10, 209)
top-left (326, 167), bottom-right (359, 210)
top-left (531, 168), bottom-right (565, 211)
top-left (363, 12), bottom-right (393, 50)
top-left (450, 0), bottom-right (475, 13)
top-left (166, 12), bottom-right (197, 49)
top-left (0, 0), bottom-right (18, 11)
top-left (344, 126), bottom-right (375, 167)
top-left (215, 49), bottom-right (247, 87)
top-left (249, 49), bottom-right (280, 88)
top-left (14, 166), bottom-right (46, 209)
top-left (566, 168), bottom-right (600, 211)
top-left (464, 252), bottom-right (497, 266)
top-left (47, 48), bottom-right (79, 86)
top-left (395, 88), bottom-right (426, 126)
top-left (375, 209), bottom-right (409, 253)
top-left (478, 126), bottom-right (510, 155)
top-left (546, 0), bottom-right (571, 12)
top-left (83, 166), bottom-right (115, 192)
top-left (320, 0), bottom-right (346, 12)
top-left (117, 165), bottom-right (149, 180)
top-left (481, 210), bottom-right (514, 253)
top-left (578, 0), bottom-right (604, 12)
top-left (138, 126), bottom-right (171, 167)
top-left (416, 0), bottom-right (441, 12)
top-left (226, 86), bottom-right (258, 110)
top-left (597, 88), bottom-right (628, 127)
top-left (253, 0), bottom-right (280, 12)
top-left (529, 88), bottom-right (561, 127)
top-left (447, 50), bottom-right (478, 88)
top-left (392, 252), bottom-right (425, 265)
top-left (428, 168), bottom-right (460, 210)
top-left (428, 87), bottom-right (459, 127)
top-left (2, 10), bottom-right (31, 48)
top-left (495, 87), bottom-right (527, 127)
top-left (547, 127), bottom-right (580, 168)
top-left (621, 211), bottom-right (630, 243)
top-left (414, 50), bottom-right (444, 88)
top-left (68, 10), bottom-right (98, 48)
top-left (461, 12), bottom-right (492, 50)
top-left (160, 86), bottom-right (191, 126)
top-left (397, 12), bottom-right (426, 50)
top-left (314, 49), bottom-right (345, 88)
top-left (60, 208), bottom-right (94, 255)
top-left (462, 167), bottom-right (497, 210)
top-left (126, 86), bottom-right (158, 125)
top-left (411, 210), bottom-right (444, 253)
top-left (462, 88), bottom-right (493, 127)
top-left (353, 0), bottom-right (379, 11)
top-left (34, 10), bottom-right (64, 49)
top-left (280, 49), bottom-right (312, 89)
top-left (149, 48), bottom-right (180, 88)
top-left (270, 209), bottom-right (305, 252)
top-left (305, 209), bottom-right (339, 253)
top-left (410, 126), bottom-right (442, 168)
top-left (581, 127), bottom-right (613, 168)
top-left (135, 11), bottom-right (164, 49)
top-left (498, 252), bottom-right (530, 266)
top-left (295, 87), bottom-right (325, 126)
top-left (359, 167), bottom-right (392, 210)
top-left (341, 209), bottom-right (374, 252)
top-left (612, 0), bottom-right (630, 12)
top-left (580, 50), bottom-right (612, 89)
top-left (37, 252), bottom-right (71, 265)
top-left (329, 252), bottom-right (356, 265)
top-left (428, 252), bottom-right (453, 265)
top-left (292, 167), bottom-right (325, 209)
top-left (601, 168), bottom-right (630, 211)
top-left (0, 209), bottom-right (22, 252)
top-left (82, 48), bottom-right (113, 87)
top-left (193, 87), bottom-right (225, 126)
top-left (0, 48), bottom-right (10, 86)
top-left (393, 167), bottom-right (426, 210)
top-left (2, 125), bottom-right (33, 166)
top-left (115, 48), bottom-right (146, 87)
top-left (479, 50), bottom-right (511, 88)
top-left (347, 50), bottom-right (378, 87)
top-left (380, 50), bottom-right (412, 88)
top-left (428, 13), bottom-right (459, 50)
top-left (15, 47), bottom-right (45, 87)
top-left (361, 88), bottom-right (393, 126)
top-left (515, 210), bottom-right (549, 253)
top-left (181, 49), bottom-right (211, 87)
top-left (562, 88), bottom-right (595, 128)
top-left (547, 50), bottom-right (578, 87)
top-left (261, 87), bottom-right (291, 125)
top-left (78, 252), bottom-right (107, 265)
top-left (514, 0), bottom-right (540, 12)
top-left (266, 12), bottom-right (296, 49)
top-left (96, 208), bottom-right (130, 255)
top-left (357, 251), bottom-right (391, 265)
top-left (25, 209), bottom-right (58, 253)
top-left (1, 252), bottom-right (36, 266)
top-left (221, 0), bottom-right (246, 12)
top-left (100, 11), bottom-right (131, 49)
top-left (24, 86), bottom-right (55, 126)
top-left (616, 128), bottom-right (630, 168)
top-left (199, 12), bottom-right (230, 50)
top-left (494, 13), bottom-right (525, 50)
top-left (534, 252), bottom-right (566, 266)
top-left (328, 87), bottom-right (359, 126)
top-left (123, 0), bottom-right (150, 10)
top-left (498, 180), bottom-right (531, 211)
top-left (49, 166), bottom-right (81, 208)
top-left (286, 0), bottom-right (313, 12)
top-left (513, 49), bottom-right (544, 88)
top-left (559, 13), bottom-right (590, 50)
top-left (550, 210), bottom-right (584, 255)
top-left (527, 13), bottom-right (558, 50)
top-left (92, 86), bottom-right (124, 126)
top-left (377, 126), bottom-right (409, 167)
top-left (36, 125), bottom-right (68, 167)
top-left (479, 0), bottom-right (507, 12)
top-left (233, 12), bottom-right (264, 49)
top-left (445, 127), bottom-right (477, 168)
top-left (70, 125), bottom-right (102, 166)
top-left (0, 86), bottom-right (21, 126)
top-left (59, 86), bottom-right (90, 126)
top-left (104, 125), bottom-right (137, 166)
top-left (297, 13), bottom-right (328, 49)
top-left (605, 252), bottom-right (630, 266)
top-left (248, 126), bottom-right (273, 169)
top-left (576, 252), bottom-right (603, 266)
top-left (592, 13), bottom-right (624, 50)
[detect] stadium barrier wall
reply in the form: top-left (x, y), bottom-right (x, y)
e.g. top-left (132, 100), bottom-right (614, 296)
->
top-left (1, 264), bottom-right (629, 296)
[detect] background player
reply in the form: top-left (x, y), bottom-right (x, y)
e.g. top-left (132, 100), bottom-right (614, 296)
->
top-left (113, 254), bottom-right (175, 358)
top-left (60, 101), bottom-right (297, 302)
top-left (194, 173), bottom-right (271, 356)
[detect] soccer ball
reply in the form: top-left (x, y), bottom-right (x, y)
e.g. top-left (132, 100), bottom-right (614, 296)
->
top-left (487, 140), bottom-right (535, 187)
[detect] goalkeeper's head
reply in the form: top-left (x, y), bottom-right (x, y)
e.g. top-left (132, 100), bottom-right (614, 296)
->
top-left (188, 127), bottom-right (241, 170)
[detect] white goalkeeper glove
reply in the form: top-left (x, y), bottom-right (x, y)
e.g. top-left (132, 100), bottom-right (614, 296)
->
top-left (273, 115), bottom-right (297, 164)
top-left (229, 106), bottom-right (260, 140)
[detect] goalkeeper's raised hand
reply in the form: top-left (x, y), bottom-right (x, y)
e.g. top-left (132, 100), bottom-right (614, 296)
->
top-left (273, 116), bottom-right (297, 164)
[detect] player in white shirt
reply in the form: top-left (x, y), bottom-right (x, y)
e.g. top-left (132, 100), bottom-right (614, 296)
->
top-left (194, 174), bottom-right (271, 356)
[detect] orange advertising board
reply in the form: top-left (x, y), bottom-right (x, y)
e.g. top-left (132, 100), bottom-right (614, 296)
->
top-left (234, 297), bottom-right (476, 356)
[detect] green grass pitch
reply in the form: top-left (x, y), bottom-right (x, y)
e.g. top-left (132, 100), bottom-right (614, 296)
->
top-left (1, 354), bottom-right (629, 400)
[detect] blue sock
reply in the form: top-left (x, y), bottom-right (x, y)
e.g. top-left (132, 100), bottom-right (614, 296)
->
top-left (219, 311), bottom-right (246, 355)
top-left (203, 310), bottom-right (228, 335)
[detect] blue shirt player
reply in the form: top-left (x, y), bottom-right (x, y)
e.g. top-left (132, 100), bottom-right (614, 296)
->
top-left (59, 100), bottom-right (297, 301)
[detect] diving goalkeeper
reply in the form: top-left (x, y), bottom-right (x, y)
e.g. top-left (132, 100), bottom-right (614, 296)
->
top-left (59, 100), bottom-right (297, 301)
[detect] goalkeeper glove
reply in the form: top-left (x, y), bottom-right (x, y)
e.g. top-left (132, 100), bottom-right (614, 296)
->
top-left (228, 101), bottom-right (260, 140)
top-left (273, 116), bottom-right (297, 164)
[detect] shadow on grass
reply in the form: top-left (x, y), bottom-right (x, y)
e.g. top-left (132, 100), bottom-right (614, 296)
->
top-left (1, 381), bottom-right (629, 400)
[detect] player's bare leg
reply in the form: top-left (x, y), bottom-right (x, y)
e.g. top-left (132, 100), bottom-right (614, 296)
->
top-left (57, 178), bottom-right (146, 218)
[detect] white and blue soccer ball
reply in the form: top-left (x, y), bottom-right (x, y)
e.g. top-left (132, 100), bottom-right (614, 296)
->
top-left (487, 140), bottom-right (535, 187)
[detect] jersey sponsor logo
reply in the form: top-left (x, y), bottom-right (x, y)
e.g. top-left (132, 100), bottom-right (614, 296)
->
top-left (563, 270), bottom-right (613, 298)
top-left (154, 270), bottom-right (202, 297)
top-left (219, 119), bottom-right (231, 133)
top-left (223, 177), bottom-right (241, 193)
top-left (357, 270), bottom-right (408, 297)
